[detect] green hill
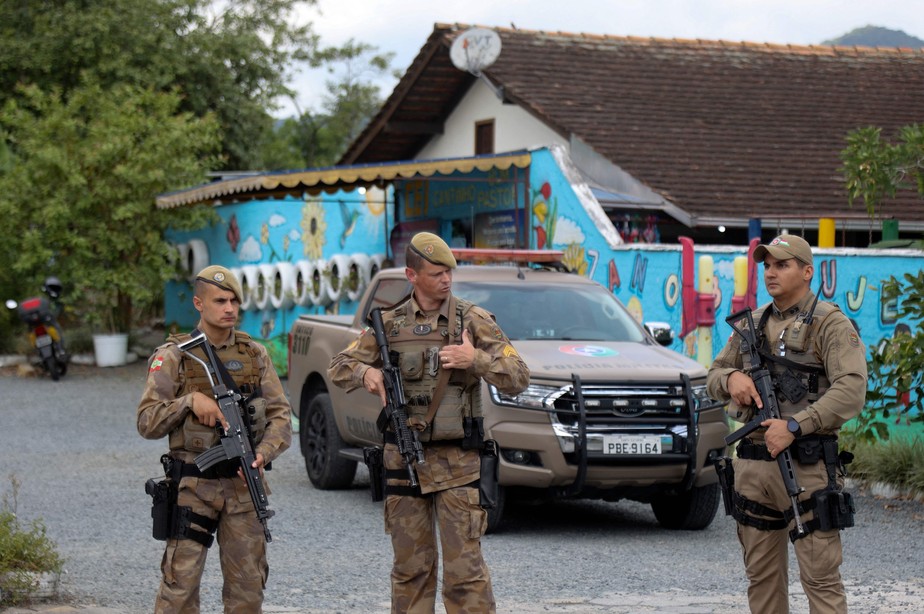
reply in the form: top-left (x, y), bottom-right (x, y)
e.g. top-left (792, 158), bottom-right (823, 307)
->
top-left (824, 25), bottom-right (924, 48)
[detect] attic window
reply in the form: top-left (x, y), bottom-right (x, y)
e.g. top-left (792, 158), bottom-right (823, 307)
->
top-left (475, 120), bottom-right (495, 155)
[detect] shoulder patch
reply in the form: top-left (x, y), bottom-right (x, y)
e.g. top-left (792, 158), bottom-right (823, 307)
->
top-left (467, 304), bottom-right (494, 320)
top-left (150, 357), bottom-right (164, 372)
top-left (502, 344), bottom-right (519, 358)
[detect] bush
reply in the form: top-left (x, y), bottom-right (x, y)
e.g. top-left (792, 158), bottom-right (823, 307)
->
top-left (848, 436), bottom-right (924, 496)
top-left (0, 476), bottom-right (64, 606)
top-left (844, 270), bottom-right (924, 447)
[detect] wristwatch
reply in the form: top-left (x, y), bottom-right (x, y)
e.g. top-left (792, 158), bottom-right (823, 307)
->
top-left (787, 417), bottom-right (802, 437)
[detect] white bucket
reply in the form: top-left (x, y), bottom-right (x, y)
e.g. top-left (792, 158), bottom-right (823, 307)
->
top-left (93, 333), bottom-right (129, 367)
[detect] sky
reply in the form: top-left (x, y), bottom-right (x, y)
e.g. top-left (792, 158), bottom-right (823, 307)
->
top-left (276, 0), bottom-right (924, 117)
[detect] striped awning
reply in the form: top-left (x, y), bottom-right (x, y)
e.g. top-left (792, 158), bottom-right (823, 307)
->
top-left (155, 151), bottom-right (532, 208)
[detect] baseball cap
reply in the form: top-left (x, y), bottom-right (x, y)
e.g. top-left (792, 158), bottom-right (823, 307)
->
top-left (752, 234), bottom-right (813, 266)
top-left (409, 232), bottom-right (457, 269)
top-left (195, 265), bottom-right (243, 302)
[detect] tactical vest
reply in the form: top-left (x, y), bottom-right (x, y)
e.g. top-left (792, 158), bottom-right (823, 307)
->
top-left (165, 331), bottom-right (266, 454)
top-left (742, 302), bottom-right (837, 420)
top-left (387, 297), bottom-right (481, 442)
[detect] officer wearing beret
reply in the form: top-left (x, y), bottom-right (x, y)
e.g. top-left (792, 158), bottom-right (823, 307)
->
top-left (138, 265), bottom-right (291, 613)
top-left (707, 235), bottom-right (867, 614)
top-left (329, 232), bottom-right (529, 613)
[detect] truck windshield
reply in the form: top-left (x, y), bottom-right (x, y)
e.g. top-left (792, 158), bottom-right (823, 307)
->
top-left (453, 281), bottom-right (647, 342)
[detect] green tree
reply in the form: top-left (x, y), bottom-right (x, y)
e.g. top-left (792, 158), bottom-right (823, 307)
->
top-left (0, 0), bottom-right (319, 170)
top-left (841, 125), bottom-right (924, 443)
top-left (841, 124), bottom-right (924, 219)
top-left (261, 40), bottom-right (396, 170)
top-left (0, 81), bottom-right (220, 333)
top-left (861, 272), bottom-right (924, 435)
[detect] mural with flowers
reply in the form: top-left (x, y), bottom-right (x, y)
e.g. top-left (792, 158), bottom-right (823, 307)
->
top-left (531, 181), bottom-right (556, 250)
top-left (162, 146), bottom-right (922, 394)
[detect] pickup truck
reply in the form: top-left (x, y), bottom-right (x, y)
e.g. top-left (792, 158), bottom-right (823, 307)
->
top-left (287, 250), bottom-right (728, 532)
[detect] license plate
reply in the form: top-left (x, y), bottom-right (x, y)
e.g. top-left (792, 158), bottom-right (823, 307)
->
top-left (35, 335), bottom-right (53, 348)
top-left (603, 434), bottom-right (662, 455)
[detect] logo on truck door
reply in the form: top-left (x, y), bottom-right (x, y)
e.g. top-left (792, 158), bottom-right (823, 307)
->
top-left (559, 345), bottom-right (617, 357)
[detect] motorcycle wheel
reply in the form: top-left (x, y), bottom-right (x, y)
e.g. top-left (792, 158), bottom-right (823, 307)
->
top-left (44, 355), bottom-right (60, 381)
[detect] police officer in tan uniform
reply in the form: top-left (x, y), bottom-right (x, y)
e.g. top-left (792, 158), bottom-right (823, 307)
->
top-left (707, 235), bottom-right (867, 614)
top-left (328, 232), bottom-right (529, 614)
top-left (138, 265), bottom-right (291, 613)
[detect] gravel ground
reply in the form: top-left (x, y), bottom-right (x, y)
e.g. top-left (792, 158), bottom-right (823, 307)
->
top-left (2, 361), bottom-right (923, 613)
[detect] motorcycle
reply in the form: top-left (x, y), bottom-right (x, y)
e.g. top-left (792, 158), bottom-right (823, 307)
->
top-left (5, 277), bottom-right (70, 380)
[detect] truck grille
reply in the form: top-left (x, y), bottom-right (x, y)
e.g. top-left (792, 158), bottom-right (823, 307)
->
top-left (552, 383), bottom-right (690, 427)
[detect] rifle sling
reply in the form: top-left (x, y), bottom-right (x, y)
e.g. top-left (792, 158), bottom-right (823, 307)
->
top-left (193, 329), bottom-right (266, 465)
top-left (422, 295), bottom-right (458, 428)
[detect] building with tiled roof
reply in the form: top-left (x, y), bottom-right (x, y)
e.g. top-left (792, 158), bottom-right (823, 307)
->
top-left (342, 23), bottom-right (924, 245)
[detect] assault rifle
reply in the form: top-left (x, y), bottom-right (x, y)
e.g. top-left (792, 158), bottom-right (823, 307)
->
top-left (178, 333), bottom-right (274, 542)
top-left (369, 307), bottom-right (426, 487)
top-left (724, 308), bottom-right (807, 541)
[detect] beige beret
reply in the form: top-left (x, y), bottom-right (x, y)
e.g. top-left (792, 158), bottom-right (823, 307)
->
top-left (753, 234), bottom-right (813, 266)
top-left (409, 232), bottom-right (457, 269)
top-left (195, 265), bottom-right (243, 302)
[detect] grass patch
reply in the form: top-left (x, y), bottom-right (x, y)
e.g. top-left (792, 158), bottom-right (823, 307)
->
top-left (0, 475), bottom-right (64, 606)
top-left (848, 435), bottom-right (924, 495)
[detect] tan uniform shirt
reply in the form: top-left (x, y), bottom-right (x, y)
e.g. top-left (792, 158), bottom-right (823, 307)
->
top-left (707, 292), bottom-right (867, 439)
top-left (137, 327), bottom-right (292, 464)
top-left (328, 292), bottom-right (529, 492)
top-left (329, 293), bottom-right (529, 397)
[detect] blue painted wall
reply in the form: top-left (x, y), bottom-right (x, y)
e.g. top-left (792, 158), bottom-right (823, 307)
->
top-left (164, 146), bottom-right (923, 428)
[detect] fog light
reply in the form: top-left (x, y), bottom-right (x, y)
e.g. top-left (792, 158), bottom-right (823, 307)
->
top-left (502, 449), bottom-right (535, 465)
top-left (510, 450), bottom-right (530, 464)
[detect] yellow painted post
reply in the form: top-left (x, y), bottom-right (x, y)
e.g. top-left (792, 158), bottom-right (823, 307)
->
top-left (731, 256), bottom-right (748, 313)
top-left (734, 256), bottom-right (747, 296)
top-left (818, 218), bottom-right (835, 247)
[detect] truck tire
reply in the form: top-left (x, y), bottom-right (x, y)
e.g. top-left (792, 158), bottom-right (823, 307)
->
top-left (301, 393), bottom-right (356, 489)
top-left (650, 482), bottom-right (720, 530)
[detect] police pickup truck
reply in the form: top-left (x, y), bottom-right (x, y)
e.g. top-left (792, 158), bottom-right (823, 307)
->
top-left (287, 249), bottom-right (727, 531)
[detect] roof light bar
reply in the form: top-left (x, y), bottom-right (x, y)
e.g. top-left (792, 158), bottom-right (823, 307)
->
top-left (450, 248), bottom-right (564, 264)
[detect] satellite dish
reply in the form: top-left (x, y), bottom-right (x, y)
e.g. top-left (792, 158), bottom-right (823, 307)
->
top-left (449, 28), bottom-right (502, 76)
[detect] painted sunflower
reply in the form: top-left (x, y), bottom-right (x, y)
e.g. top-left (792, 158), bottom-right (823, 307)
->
top-left (301, 199), bottom-right (327, 260)
top-left (562, 243), bottom-right (588, 276)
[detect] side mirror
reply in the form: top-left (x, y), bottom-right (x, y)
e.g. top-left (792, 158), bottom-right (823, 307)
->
top-left (644, 321), bottom-right (675, 346)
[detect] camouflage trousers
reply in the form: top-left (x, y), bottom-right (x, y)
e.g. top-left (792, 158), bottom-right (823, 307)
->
top-left (384, 486), bottom-right (494, 613)
top-left (155, 475), bottom-right (268, 614)
top-left (734, 456), bottom-right (846, 614)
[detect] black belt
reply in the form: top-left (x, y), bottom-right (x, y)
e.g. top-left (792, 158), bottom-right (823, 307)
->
top-left (168, 458), bottom-right (239, 480)
top-left (737, 435), bottom-right (838, 464)
top-left (383, 431), bottom-right (464, 448)
top-left (736, 441), bottom-right (774, 461)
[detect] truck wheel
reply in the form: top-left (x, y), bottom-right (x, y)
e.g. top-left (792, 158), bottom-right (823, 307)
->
top-left (301, 393), bottom-right (356, 489)
top-left (650, 482), bottom-right (720, 530)
top-left (485, 485), bottom-right (506, 534)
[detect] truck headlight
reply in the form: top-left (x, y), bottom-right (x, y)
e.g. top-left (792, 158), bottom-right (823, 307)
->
top-left (490, 383), bottom-right (562, 410)
top-left (690, 383), bottom-right (722, 413)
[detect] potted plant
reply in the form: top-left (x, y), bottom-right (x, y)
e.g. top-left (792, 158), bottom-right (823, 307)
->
top-left (85, 288), bottom-right (132, 367)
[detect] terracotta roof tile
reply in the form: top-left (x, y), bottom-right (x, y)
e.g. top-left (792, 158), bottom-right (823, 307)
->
top-left (342, 24), bottom-right (924, 228)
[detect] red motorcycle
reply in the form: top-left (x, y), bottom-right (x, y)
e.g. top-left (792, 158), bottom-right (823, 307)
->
top-left (5, 277), bottom-right (70, 380)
